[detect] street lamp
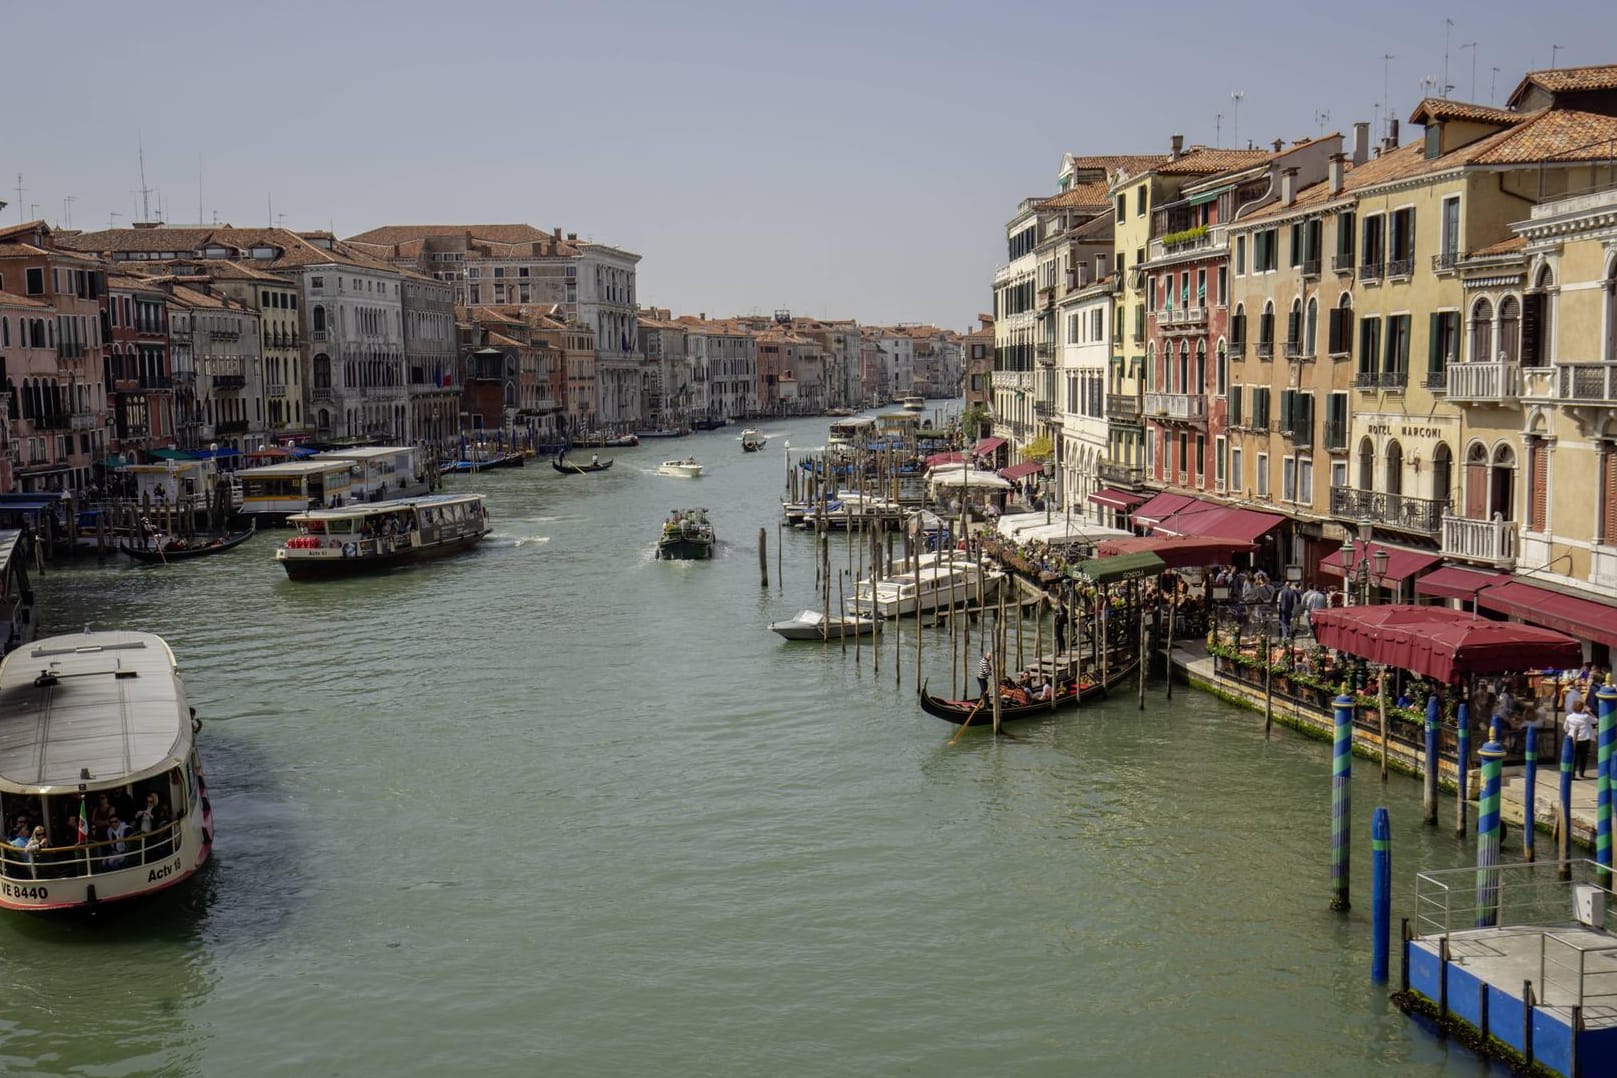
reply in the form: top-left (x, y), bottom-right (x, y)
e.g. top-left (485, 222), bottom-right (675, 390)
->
top-left (1042, 459), bottom-right (1054, 525)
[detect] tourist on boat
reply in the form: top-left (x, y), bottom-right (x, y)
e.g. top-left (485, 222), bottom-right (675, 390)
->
top-left (976, 651), bottom-right (993, 700)
top-left (90, 792), bottom-right (114, 838)
top-left (105, 813), bottom-right (129, 869)
top-left (999, 679), bottom-right (1031, 706)
top-left (23, 826), bottom-right (45, 868)
top-left (592, 453), bottom-right (600, 466)
top-left (135, 792), bottom-right (163, 834)
top-left (1034, 679), bottom-right (1054, 702)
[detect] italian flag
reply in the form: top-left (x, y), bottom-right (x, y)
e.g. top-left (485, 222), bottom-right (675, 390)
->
top-left (77, 797), bottom-right (90, 843)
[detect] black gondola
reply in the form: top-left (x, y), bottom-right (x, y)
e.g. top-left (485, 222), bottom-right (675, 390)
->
top-left (120, 526), bottom-right (256, 563)
top-left (918, 656), bottom-right (1139, 726)
top-left (551, 458), bottom-right (614, 474)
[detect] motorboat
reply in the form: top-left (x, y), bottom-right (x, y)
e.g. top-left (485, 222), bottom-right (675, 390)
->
top-left (741, 429), bottom-right (767, 452)
top-left (276, 493), bottom-right (490, 579)
top-left (656, 508), bottom-right (715, 560)
top-left (0, 630), bottom-right (214, 911)
top-left (552, 457), bottom-right (613, 474)
top-left (901, 396), bottom-right (926, 412)
top-left (850, 552), bottom-right (1004, 618)
top-left (769, 609), bottom-right (883, 641)
top-left (657, 458), bottom-right (704, 478)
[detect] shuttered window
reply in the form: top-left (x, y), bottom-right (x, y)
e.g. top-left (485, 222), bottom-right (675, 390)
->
top-left (1229, 383), bottom-right (1244, 427)
top-left (1528, 440), bottom-right (1550, 532)
top-left (1231, 312), bottom-right (1246, 347)
top-left (1603, 445), bottom-right (1617, 543)
top-left (1521, 292), bottom-right (1544, 367)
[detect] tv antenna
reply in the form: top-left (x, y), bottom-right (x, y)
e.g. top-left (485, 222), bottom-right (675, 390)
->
top-left (63, 195), bottom-right (76, 228)
top-left (133, 134), bottom-right (155, 222)
top-left (1442, 18), bottom-right (1454, 99)
top-left (1490, 66), bottom-right (1501, 105)
top-left (1230, 91), bottom-right (1245, 150)
top-left (1383, 54), bottom-right (1396, 139)
top-left (13, 174), bottom-right (23, 221)
top-left (1459, 41), bottom-right (1478, 101)
top-left (1551, 44), bottom-right (1566, 69)
top-left (1315, 110), bottom-right (1331, 137)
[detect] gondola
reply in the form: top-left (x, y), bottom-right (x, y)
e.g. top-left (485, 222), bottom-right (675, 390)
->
top-left (551, 458), bottom-right (614, 474)
top-left (120, 525), bottom-right (256, 563)
top-left (918, 656), bottom-right (1139, 726)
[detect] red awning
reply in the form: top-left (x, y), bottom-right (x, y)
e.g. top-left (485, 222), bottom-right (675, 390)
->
top-left (1155, 504), bottom-right (1286, 544)
top-left (924, 451), bottom-right (965, 468)
top-left (1478, 580), bottom-right (1617, 650)
top-left (1318, 541), bottom-right (1442, 586)
top-left (1088, 487), bottom-right (1147, 511)
top-left (1311, 605), bottom-right (1581, 684)
top-left (1414, 565), bottom-right (1508, 601)
top-left (1131, 492), bottom-right (1199, 525)
top-left (972, 437), bottom-right (1006, 457)
top-left (1095, 534), bottom-right (1255, 568)
top-left (999, 461), bottom-right (1043, 481)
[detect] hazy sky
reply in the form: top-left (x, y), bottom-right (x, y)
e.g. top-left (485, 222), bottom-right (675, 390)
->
top-left (4, 1), bottom-right (1607, 328)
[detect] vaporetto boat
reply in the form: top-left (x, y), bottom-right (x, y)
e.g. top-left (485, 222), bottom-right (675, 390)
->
top-left (850, 553), bottom-right (1003, 618)
top-left (276, 492), bottom-right (490, 580)
top-left (0, 630), bottom-right (213, 912)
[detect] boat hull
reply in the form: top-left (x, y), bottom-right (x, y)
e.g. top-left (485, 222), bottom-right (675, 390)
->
top-left (657, 538), bottom-right (713, 560)
top-left (919, 660), bottom-right (1137, 726)
top-left (278, 531), bottom-right (488, 579)
top-left (770, 619), bottom-right (881, 640)
top-left (120, 528), bottom-right (255, 563)
top-left (552, 459), bottom-right (613, 474)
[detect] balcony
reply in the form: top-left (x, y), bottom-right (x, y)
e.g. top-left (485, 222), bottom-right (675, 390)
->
top-left (70, 413), bottom-right (98, 430)
top-left (1433, 251), bottom-right (1460, 274)
top-left (311, 387), bottom-right (334, 402)
top-left (1106, 393), bottom-right (1140, 419)
top-left (212, 374), bottom-right (246, 390)
top-left (1273, 419), bottom-right (1314, 447)
top-left (1332, 253), bottom-right (1355, 274)
top-left (1255, 341), bottom-right (1273, 359)
top-left (57, 342), bottom-right (85, 359)
top-left (310, 329), bottom-right (330, 343)
top-left (1144, 391), bottom-right (1207, 422)
top-left (1229, 341), bottom-right (1245, 359)
top-left (1037, 286), bottom-right (1056, 311)
top-left (1097, 459), bottom-right (1145, 486)
top-left (1330, 485), bottom-right (1448, 536)
top-left (267, 383), bottom-right (287, 398)
top-left (210, 329), bottom-right (241, 342)
top-left (1550, 363), bottom-right (1617, 402)
top-left (1354, 369), bottom-right (1408, 391)
top-left (141, 375), bottom-right (173, 390)
top-left (1283, 341), bottom-right (1310, 360)
top-left (1035, 341), bottom-right (1054, 365)
top-left (1386, 258), bottom-right (1414, 280)
top-left (217, 419), bottom-right (249, 435)
top-left (1441, 513), bottom-right (1519, 569)
top-left (1033, 400), bottom-right (1055, 418)
top-left (1161, 306), bottom-right (1208, 329)
top-left (1323, 420), bottom-right (1348, 451)
top-left (1301, 258), bottom-right (1321, 279)
top-left (1358, 261), bottom-right (1385, 283)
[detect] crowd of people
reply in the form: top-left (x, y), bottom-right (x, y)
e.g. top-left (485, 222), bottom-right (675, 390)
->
top-left (2, 790), bottom-right (173, 877)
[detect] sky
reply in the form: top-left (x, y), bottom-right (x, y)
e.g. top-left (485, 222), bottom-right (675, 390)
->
top-left (3, 0), bottom-right (1610, 330)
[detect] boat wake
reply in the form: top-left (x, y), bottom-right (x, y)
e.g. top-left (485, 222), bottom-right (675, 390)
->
top-left (508, 536), bottom-right (552, 548)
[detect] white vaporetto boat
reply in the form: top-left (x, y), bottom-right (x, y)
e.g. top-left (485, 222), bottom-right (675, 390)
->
top-left (901, 396), bottom-right (926, 412)
top-left (0, 630), bottom-right (213, 912)
top-left (769, 609), bottom-right (883, 641)
top-left (850, 553), bottom-right (1004, 618)
top-left (276, 492), bottom-right (490, 580)
top-left (657, 458), bottom-right (704, 478)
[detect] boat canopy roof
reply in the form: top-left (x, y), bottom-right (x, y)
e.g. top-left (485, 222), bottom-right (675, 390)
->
top-left (0, 631), bottom-right (191, 794)
top-left (312, 446), bottom-right (416, 462)
top-left (288, 492), bottom-right (484, 523)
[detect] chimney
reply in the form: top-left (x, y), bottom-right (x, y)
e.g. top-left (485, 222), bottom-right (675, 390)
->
top-left (1351, 122), bottom-right (1370, 165)
top-left (553, 227), bottom-right (562, 239)
top-left (1382, 119), bottom-right (1400, 154)
top-left (567, 232), bottom-right (577, 241)
top-left (1280, 167), bottom-right (1299, 207)
top-left (1328, 153), bottom-right (1347, 196)
top-left (1272, 138), bottom-right (1284, 152)
top-left (1170, 134), bottom-right (1184, 159)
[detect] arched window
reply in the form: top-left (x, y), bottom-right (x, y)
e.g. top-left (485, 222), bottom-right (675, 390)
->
top-left (1386, 440), bottom-right (1403, 496)
top-left (1433, 443), bottom-right (1453, 508)
top-left (1492, 444), bottom-right (1517, 521)
top-left (1470, 298), bottom-right (1494, 363)
top-left (313, 353), bottom-right (331, 389)
top-left (1305, 297), bottom-right (1318, 357)
top-left (1287, 298), bottom-right (1302, 350)
top-left (1498, 297), bottom-right (1521, 362)
top-left (1359, 437), bottom-right (1375, 491)
top-left (1259, 301), bottom-right (1275, 350)
top-left (1525, 266), bottom-right (1555, 367)
top-left (1196, 340), bottom-right (1207, 395)
top-left (312, 306), bottom-right (327, 333)
top-left (1177, 340), bottom-right (1189, 393)
top-left (1464, 443), bottom-right (1490, 517)
top-left (1233, 303), bottom-right (1247, 351)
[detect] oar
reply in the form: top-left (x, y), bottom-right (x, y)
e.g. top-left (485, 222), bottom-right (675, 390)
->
top-left (947, 696), bottom-right (988, 745)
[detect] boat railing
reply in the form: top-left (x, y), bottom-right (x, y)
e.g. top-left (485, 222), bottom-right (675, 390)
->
top-left (0, 820), bottom-right (184, 882)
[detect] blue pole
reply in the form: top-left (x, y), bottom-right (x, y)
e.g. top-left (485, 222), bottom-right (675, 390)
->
top-left (1456, 702), bottom-right (1471, 838)
top-left (1560, 733), bottom-right (1575, 882)
top-left (1372, 807), bottom-right (1391, 983)
top-left (1598, 683), bottom-right (1616, 881)
top-left (1524, 724), bottom-right (1538, 862)
top-left (1423, 694), bottom-right (1440, 826)
top-left (1476, 737), bottom-right (1505, 928)
top-left (1331, 693), bottom-right (1354, 911)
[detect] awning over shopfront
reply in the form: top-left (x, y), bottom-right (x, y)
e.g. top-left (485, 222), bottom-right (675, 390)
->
top-left (1413, 565), bottom-right (1508, 601)
top-left (1130, 491), bottom-right (1199, 526)
top-left (1073, 550), bottom-right (1166, 586)
top-left (972, 437), bottom-right (1005, 457)
top-left (925, 465), bottom-right (1012, 490)
top-left (1311, 605), bottom-right (1582, 684)
top-left (1088, 487), bottom-right (1147, 512)
top-left (1153, 504), bottom-right (1285, 544)
top-left (1094, 534), bottom-right (1254, 569)
top-left (1318, 541), bottom-right (1442, 587)
top-left (1477, 580), bottom-right (1617, 651)
top-left (924, 451), bottom-right (965, 468)
top-left (999, 461), bottom-right (1044, 482)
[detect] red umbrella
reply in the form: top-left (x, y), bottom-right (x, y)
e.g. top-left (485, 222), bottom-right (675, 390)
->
top-left (1310, 605), bottom-right (1581, 683)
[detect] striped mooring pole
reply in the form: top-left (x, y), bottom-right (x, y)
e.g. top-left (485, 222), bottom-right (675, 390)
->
top-left (1598, 682), bottom-right (1616, 881)
top-left (1523, 724), bottom-right (1538, 862)
top-left (1331, 693), bottom-right (1354, 912)
top-left (1476, 736), bottom-right (1505, 928)
top-left (1423, 694), bottom-right (1440, 826)
top-left (1456, 702), bottom-right (1471, 838)
top-left (1560, 733), bottom-right (1575, 882)
top-left (1371, 807), bottom-right (1391, 983)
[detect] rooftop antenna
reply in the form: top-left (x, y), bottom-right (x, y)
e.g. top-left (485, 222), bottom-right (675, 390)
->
top-left (63, 194), bottom-right (76, 229)
top-left (198, 155), bottom-right (203, 229)
top-left (135, 133), bottom-right (154, 222)
top-left (1459, 41), bottom-right (1478, 101)
top-left (1315, 109), bottom-right (1331, 138)
top-left (107, 211), bottom-right (122, 230)
top-left (267, 193), bottom-right (273, 229)
top-left (1215, 112), bottom-right (1223, 146)
top-left (13, 173), bottom-right (23, 222)
top-left (1383, 54), bottom-right (1396, 139)
top-left (1550, 44), bottom-right (1566, 70)
top-left (1490, 66), bottom-right (1501, 105)
top-left (1230, 91), bottom-right (1245, 152)
top-left (1442, 18), bottom-right (1454, 99)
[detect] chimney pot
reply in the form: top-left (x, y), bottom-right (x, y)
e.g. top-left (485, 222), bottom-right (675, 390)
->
top-left (1170, 134), bottom-right (1184, 159)
top-left (1281, 167), bottom-right (1299, 207)
top-left (1272, 138), bottom-right (1284, 152)
top-left (1328, 153), bottom-right (1347, 195)
top-left (553, 227), bottom-right (562, 239)
top-left (1351, 122), bottom-right (1371, 165)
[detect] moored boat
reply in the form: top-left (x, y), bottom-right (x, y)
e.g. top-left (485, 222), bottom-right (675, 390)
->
top-left (850, 552), bottom-right (1002, 617)
top-left (769, 609), bottom-right (882, 641)
top-left (636, 428), bottom-right (690, 439)
top-left (572, 433), bottom-right (640, 448)
top-left (919, 656), bottom-right (1139, 726)
top-left (441, 452), bottom-right (524, 474)
top-left (657, 458), bottom-right (703, 478)
top-left (0, 630), bottom-right (213, 912)
top-left (275, 493), bottom-right (490, 579)
top-left (656, 508), bottom-right (716, 560)
top-left (741, 429), bottom-right (767, 452)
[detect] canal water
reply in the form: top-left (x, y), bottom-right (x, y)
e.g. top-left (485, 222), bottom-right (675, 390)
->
top-left (1, 414), bottom-right (1511, 1076)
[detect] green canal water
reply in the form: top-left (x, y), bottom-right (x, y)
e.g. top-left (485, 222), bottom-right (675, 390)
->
top-left (0, 415), bottom-right (1511, 1076)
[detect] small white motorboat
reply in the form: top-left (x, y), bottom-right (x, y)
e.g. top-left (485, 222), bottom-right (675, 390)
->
top-left (769, 609), bottom-right (883, 641)
top-left (657, 458), bottom-right (704, 478)
top-left (741, 429), bottom-right (767, 452)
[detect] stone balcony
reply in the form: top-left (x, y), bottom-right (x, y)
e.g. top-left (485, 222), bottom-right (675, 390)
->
top-left (1441, 513), bottom-right (1519, 569)
top-left (1330, 485), bottom-right (1448, 536)
top-left (1445, 362), bottom-right (1521, 404)
top-left (1106, 393), bottom-right (1141, 420)
top-left (1097, 459), bottom-right (1145, 486)
top-left (1144, 391), bottom-right (1207, 422)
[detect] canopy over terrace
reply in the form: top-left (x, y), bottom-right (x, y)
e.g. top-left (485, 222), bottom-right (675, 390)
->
top-left (1310, 605), bottom-right (1581, 684)
top-left (1072, 550), bottom-right (1166, 587)
top-left (1318, 541), bottom-right (1441, 591)
top-left (1094, 534), bottom-right (1255, 569)
top-left (995, 513), bottom-right (1132, 548)
top-left (924, 464), bottom-right (1012, 490)
top-left (999, 461), bottom-right (1044, 482)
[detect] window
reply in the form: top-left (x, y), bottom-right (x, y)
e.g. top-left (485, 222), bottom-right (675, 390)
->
top-left (1328, 295), bottom-right (1354, 356)
top-left (1283, 457), bottom-right (1297, 501)
top-left (1216, 265), bottom-right (1227, 305)
top-left (1385, 314), bottom-right (1411, 377)
top-left (1216, 436), bottom-right (1227, 487)
top-left (1252, 386), bottom-right (1271, 428)
top-left (1470, 298), bottom-right (1495, 362)
top-left (1299, 457), bottom-right (1313, 503)
top-left (1067, 312), bottom-right (1080, 344)
top-left (1256, 452), bottom-right (1269, 496)
top-left (1231, 446), bottom-right (1243, 491)
top-left (1389, 208), bottom-right (1415, 274)
top-left (1359, 317), bottom-right (1382, 377)
top-left (1440, 197), bottom-right (1461, 266)
top-left (1116, 196), bottom-right (1126, 223)
top-left (1258, 303), bottom-right (1275, 351)
top-left (1136, 188), bottom-right (1146, 216)
top-left (1499, 296), bottom-right (1521, 361)
top-left (1429, 311), bottom-right (1459, 380)
top-left (1304, 298), bottom-right (1318, 357)
top-left (1286, 299), bottom-right (1302, 346)
top-left (1332, 460), bottom-right (1348, 492)
top-left (1216, 345), bottom-right (1228, 396)
top-left (1336, 211), bottom-right (1356, 264)
top-left (1254, 229), bottom-right (1279, 272)
top-left (1235, 235), bottom-right (1247, 275)
top-left (1361, 215), bottom-right (1385, 269)
top-left (1231, 304), bottom-right (1246, 350)
top-left (25, 268), bottom-right (44, 295)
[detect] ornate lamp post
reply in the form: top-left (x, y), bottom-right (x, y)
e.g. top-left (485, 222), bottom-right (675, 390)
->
top-left (1042, 459), bottom-right (1054, 526)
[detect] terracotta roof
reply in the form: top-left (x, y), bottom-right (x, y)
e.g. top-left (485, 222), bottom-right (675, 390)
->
top-left (1467, 108), bottom-right (1617, 164)
top-left (1065, 154), bottom-right (1170, 175)
top-left (106, 273), bottom-right (170, 294)
top-left (61, 227), bottom-right (401, 273)
top-left (1036, 180), bottom-right (1113, 211)
top-left (345, 224), bottom-right (552, 246)
top-left (167, 284), bottom-right (237, 311)
top-left (1467, 235), bottom-right (1528, 257)
top-left (1233, 143), bottom-right (1427, 224)
top-left (1157, 147), bottom-right (1272, 175)
top-left (1509, 64), bottom-right (1617, 106)
top-left (1408, 97), bottom-right (1525, 126)
top-left (1071, 213), bottom-right (1116, 242)
top-left (0, 289), bottom-right (50, 309)
top-left (484, 331), bottom-right (526, 349)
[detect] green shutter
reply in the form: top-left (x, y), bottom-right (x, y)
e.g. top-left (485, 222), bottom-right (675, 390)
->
top-left (1231, 383), bottom-right (1243, 425)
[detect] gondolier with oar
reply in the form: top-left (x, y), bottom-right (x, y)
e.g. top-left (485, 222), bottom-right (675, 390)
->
top-left (976, 650), bottom-right (993, 700)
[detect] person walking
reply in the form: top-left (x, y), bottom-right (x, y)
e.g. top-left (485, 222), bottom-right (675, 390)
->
top-left (1278, 580), bottom-right (1300, 639)
top-left (976, 650), bottom-right (993, 701)
top-left (1566, 699), bottom-right (1597, 778)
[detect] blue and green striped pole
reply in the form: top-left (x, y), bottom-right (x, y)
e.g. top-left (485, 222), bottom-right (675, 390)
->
top-left (1331, 693), bottom-right (1354, 912)
top-left (1423, 694), bottom-right (1440, 826)
top-left (1560, 732), bottom-right (1575, 881)
top-left (1456, 702), bottom-right (1471, 838)
top-left (1598, 683), bottom-right (1616, 881)
top-left (1476, 736), bottom-right (1505, 928)
top-left (1523, 724), bottom-right (1538, 862)
top-left (1371, 807), bottom-right (1391, 982)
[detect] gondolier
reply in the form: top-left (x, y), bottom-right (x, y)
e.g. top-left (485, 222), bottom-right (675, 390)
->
top-left (977, 651), bottom-right (992, 699)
